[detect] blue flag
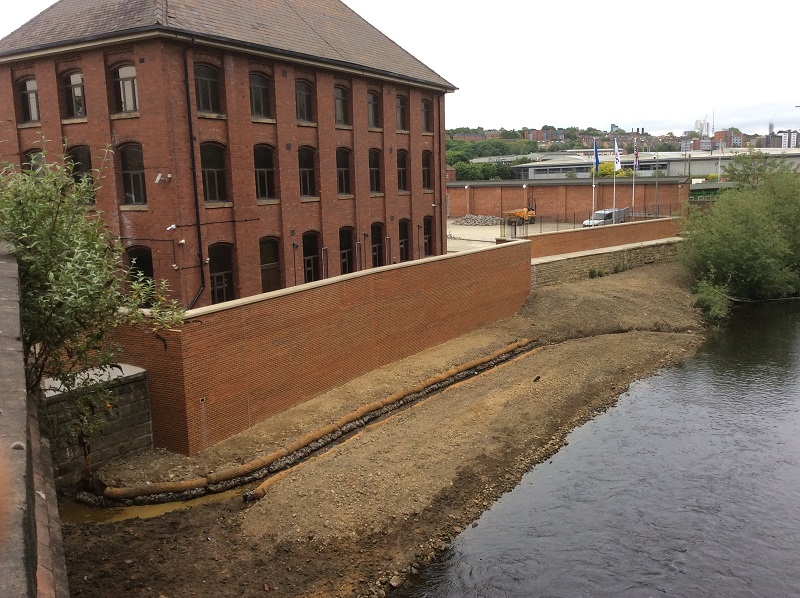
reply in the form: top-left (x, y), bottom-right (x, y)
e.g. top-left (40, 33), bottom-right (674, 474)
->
top-left (593, 138), bottom-right (600, 172)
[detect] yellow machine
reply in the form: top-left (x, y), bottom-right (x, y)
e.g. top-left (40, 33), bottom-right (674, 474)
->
top-left (505, 206), bottom-right (536, 225)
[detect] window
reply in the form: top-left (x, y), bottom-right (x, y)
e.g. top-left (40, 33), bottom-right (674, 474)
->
top-left (249, 73), bottom-right (272, 118)
top-left (298, 147), bottom-right (316, 197)
top-left (295, 79), bottom-right (314, 122)
top-left (334, 85), bottom-right (350, 125)
top-left (399, 219), bottom-right (410, 262)
top-left (422, 151), bottom-right (433, 190)
top-left (396, 95), bottom-right (408, 130)
top-left (64, 72), bottom-right (86, 118)
top-left (19, 78), bottom-right (39, 123)
top-left (367, 91), bottom-right (381, 128)
top-left (195, 65), bottom-right (221, 113)
top-left (339, 227), bottom-right (355, 275)
top-left (126, 246), bottom-right (154, 281)
top-left (209, 244), bottom-right (234, 304)
top-left (397, 150), bottom-right (409, 191)
top-left (421, 100), bottom-right (432, 133)
top-left (369, 149), bottom-right (382, 193)
top-left (371, 222), bottom-right (384, 267)
top-left (302, 232), bottom-right (320, 283)
top-left (423, 216), bottom-right (433, 256)
top-left (254, 145), bottom-right (276, 199)
top-left (119, 144), bottom-right (146, 204)
top-left (67, 146), bottom-right (93, 196)
top-left (259, 238), bottom-right (281, 292)
top-left (200, 143), bottom-right (227, 202)
top-left (112, 64), bottom-right (138, 113)
top-left (22, 150), bottom-right (44, 173)
top-left (336, 148), bottom-right (352, 195)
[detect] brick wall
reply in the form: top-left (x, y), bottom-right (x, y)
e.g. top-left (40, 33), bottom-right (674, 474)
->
top-left (41, 367), bottom-right (153, 490)
top-left (115, 240), bottom-right (532, 455)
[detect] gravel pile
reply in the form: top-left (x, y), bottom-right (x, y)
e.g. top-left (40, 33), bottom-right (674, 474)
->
top-left (451, 214), bottom-right (506, 226)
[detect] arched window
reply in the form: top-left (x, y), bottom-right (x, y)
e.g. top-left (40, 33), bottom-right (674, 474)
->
top-left (195, 64), bottom-right (221, 113)
top-left (249, 73), bottom-right (272, 118)
top-left (295, 79), bottom-right (314, 122)
top-left (367, 91), bottom-right (381, 128)
top-left (200, 143), bottom-right (227, 202)
top-left (399, 219), bottom-right (410, 262)
top-left (339, 227), bottom-right (355, 275)
top-left (126, 246), bottom-right (154, 280)
top-left (254, 145), bottom-right (276, 199)
top-left (63, 72), bottom-right (86, 118)
top-left (422, 151), bottom-right (433, 190)
top-left (336, 148), bottom-right (352, 195)
top-left (119, 144), bottom-right (146, 204)
top-left (371, 222), bottom-right (384, 267)
top-left (298, 146), bottom-right (316, 197)
top-left (67, 146), bottom-right (93, 199)
top-left (22, 149), bottom-right (44, 173)
top-left (395, 95), bottom-right (408, 130)
top-left (421, 99), bottom-right (432, 133)
top-left (259, 238), bottom-right (281, 292)
top-left (302, 231), bottom-right (320, 283)
top-left (111, 64), bottom-right (138, 113)
top-left (369, 149), bottom-right (382, 193)
top-left (397, 150), bottom-right (409, 191)
top-left (334, 85), bottom-right (350, 125)
top-left (18, 78), bottom-right (39, 123)
top-left (209, 243), bottom-right (234, 304)
top-left (423, 216), bottom-right (433, 256)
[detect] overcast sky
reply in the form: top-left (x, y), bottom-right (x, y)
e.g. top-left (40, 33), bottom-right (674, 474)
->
top-left (4, 0), bottom-right (798, 136)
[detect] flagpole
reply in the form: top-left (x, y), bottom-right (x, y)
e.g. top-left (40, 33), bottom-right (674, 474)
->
top-left (592, 137), bottom-right (598, 215)
top-left (632, 137), bottom-right (637, 219)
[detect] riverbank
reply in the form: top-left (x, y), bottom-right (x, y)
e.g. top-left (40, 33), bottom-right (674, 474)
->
top-left (62, 262), bottom-right (705, 597)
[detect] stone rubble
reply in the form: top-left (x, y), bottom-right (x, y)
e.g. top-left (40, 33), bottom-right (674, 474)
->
top-left (450, 214), bottom-right (506, 226)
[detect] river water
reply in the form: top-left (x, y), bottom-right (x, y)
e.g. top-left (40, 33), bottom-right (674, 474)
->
top-left (402, 301), bottom-right (800, 597)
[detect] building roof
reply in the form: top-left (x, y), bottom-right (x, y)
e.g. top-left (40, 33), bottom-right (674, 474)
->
top-left (0, 0), bottom-right (454, 91)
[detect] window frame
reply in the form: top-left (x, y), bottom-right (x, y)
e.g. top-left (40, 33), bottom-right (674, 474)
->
top-left (18, 78), bottom-right (40, 123)
top-left (295, 79), bottom-right (314, 122)
top-left (209, 243), bottom-right (235, 304)
top-left (195, 64), bottom-right (222, 114)
top-left (422, 151), bottom-right (433, 190)
top-left (302, 231), bottom-right (321, 283)
top-left (112, 64), bottom-right (139, 114)
top-left (421, 99), bottom-right (432, 133)
top-left (334, 85), bottom-right (350, 126)
top-left (339, 227), bottom-right (355, 275)
top-left (397, 149), bottom-right (409, 192)
top-left (298, 146), bottom-right (317, 197)
top-left (367, 90), bottom-right (381, 128)
top-left (63, 71), bottom-right (86, 119)
top-left (259, 237), bottom-right (282, 293)
top-left (119, 143), bottom-right (147, 205)
top-left (423, 216), bottom-right (433, 256)
top-left (369, 148), bottom-right (382, 193)
top-left (395, 95), bottom-right (408, 131)
top-left (336, 147), bottom-right (352, 195)
top-left (371, 222), bottom-right (385, 267)
top-left (249, 72), bottom-right (272, 118)
top-left (399, 219), bottom-right (411, 262)
top-left (254, 145), bottom-right (276, 200)
top-left (200, 142), bottom-right (227, 202)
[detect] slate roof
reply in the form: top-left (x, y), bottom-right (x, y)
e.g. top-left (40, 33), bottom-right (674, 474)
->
top-left (0, 0), bottom-right (454, 90)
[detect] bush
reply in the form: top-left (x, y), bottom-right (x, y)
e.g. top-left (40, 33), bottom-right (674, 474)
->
top-left (693, 279), bottom-right (731, 320)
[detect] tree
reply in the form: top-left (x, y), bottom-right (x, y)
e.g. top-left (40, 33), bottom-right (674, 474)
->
top-left (723, 149), bottom-right (796, 187)
top-left (594, 162), bottom-right (633, 177)
top-left (0, 148), bottom-right (184, 474)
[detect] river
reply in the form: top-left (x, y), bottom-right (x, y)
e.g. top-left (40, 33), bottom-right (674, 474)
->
top-left (401, 301), bottom-right (800, 597)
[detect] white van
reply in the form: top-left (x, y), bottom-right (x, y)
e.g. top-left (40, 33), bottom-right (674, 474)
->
top-left (582, 207), bottom-right (630, 227)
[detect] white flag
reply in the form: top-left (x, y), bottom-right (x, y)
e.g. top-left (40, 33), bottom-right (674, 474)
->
top-left (614, 139), bottom-right (621, 172)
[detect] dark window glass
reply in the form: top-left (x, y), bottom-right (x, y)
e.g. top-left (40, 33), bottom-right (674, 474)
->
top-left (298, 147), bottom-right (316, 197)
top-left (367, 91), bottom-right (381, 128)
top-left (371, 222), bottom-right (384, 267)
top-left (397, 150), bottom-right (409, 191)
top-left (209, 244), bottom-right (234, 304)
top-left (22, 150), bottom-right (44, 173)
top-left (334, 86), bottom-right (349, 125)
top-left (369, 149), bottom-right (381, 193)
top-left (112, 65), bottom-right (138, 113)
top-left (254, 145), bottom-right (275, 199)
top-left (339, 227), bottom-right (354, 275)
top-left (259, 238), bottom-right (281, 292)
top-left (421, 100), bottom-right (432, 133)
top-left (19, 79), bottom-right (39, 122)
top-left (249, 73), bottom-right (271, 118)
top-left (336, 148), bottom-right (351, 195)
top-left (67, 146), bottom-right (94, 199)
top-left (399, 219), bottom-right (410, 262)
top-left (64, 72), bottom-right (86, 118)
top-left (201, 143), bottom-right (226, 202)
top-left (120, 144), bottom-right (146, 205)
top-left (302, 232), bottom-right (320, 283)
top-left (396, 95), bottom-right (407, 130)
top-left (423, 216), bottom-right (433, 256)
top-left (126, 246), bottom-right (154, 280)
top-left (295, 80), bottom-right (314, 122)
top-left (422, 151), bottom-right (433, 190)
top-left (195, 65), bottom-right (221, 113)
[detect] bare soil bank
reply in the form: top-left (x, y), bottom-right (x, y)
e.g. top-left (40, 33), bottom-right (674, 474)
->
top-left (62, 263), bottom-right (705, 597)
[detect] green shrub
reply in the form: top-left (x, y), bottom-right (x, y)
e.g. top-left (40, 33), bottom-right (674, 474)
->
top-left (693, 279), bottom-right (731, 320)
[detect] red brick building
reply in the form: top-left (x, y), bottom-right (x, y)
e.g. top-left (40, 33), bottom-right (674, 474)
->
top-left (0, 0), bottom-right (454, 308)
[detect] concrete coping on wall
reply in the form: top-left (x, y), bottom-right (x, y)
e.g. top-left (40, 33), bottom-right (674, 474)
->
top-left (185, 238), bottom-right (531, 318)
top-left (531, 237), bottom-right (684, 266)
top-left (41, 364), bottom-right (146, 402)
